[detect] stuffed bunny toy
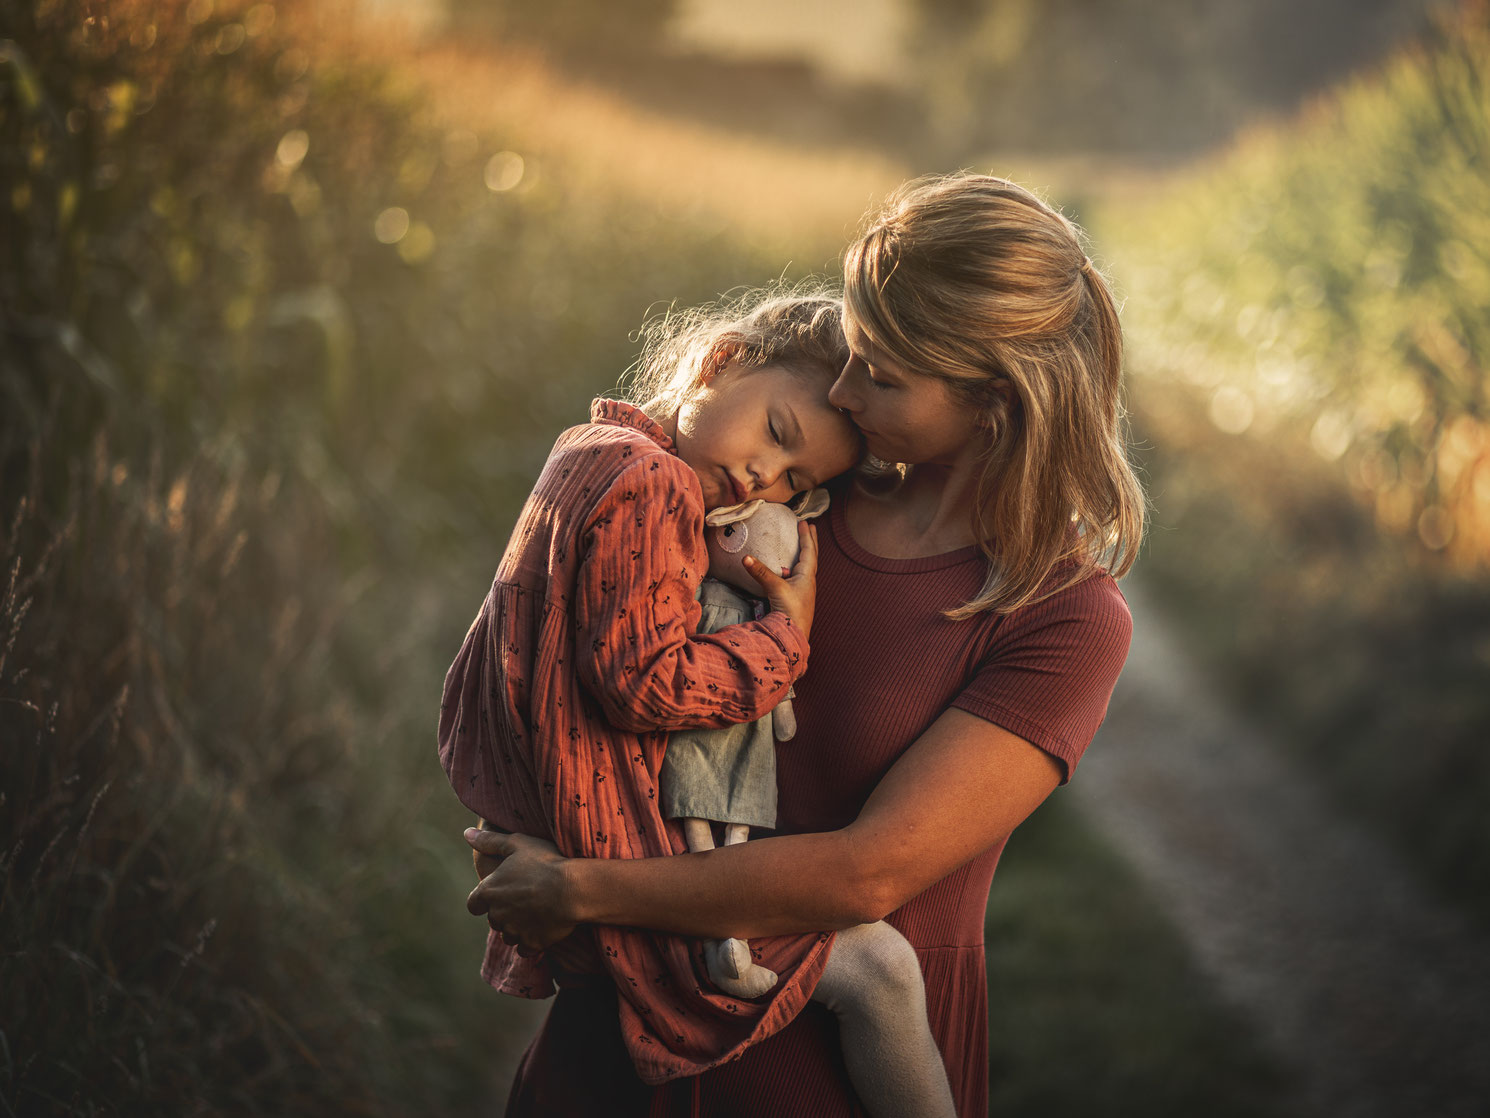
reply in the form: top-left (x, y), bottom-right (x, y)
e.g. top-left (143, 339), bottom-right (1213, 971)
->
top-left (658, 488), bottom-right (830, 999)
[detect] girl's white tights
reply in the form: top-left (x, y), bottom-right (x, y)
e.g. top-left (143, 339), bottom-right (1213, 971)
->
top-left (682, 819), bottom-right (955, 1118)
top-left (812, 920), bottom-right (958, 1118)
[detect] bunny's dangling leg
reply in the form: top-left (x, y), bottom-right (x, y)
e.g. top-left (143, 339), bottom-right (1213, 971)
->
top-left (696, 821), bottom-right (778, 998)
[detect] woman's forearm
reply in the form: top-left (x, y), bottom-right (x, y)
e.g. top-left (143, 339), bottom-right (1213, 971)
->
top-left (564, 828), bottom-right (883, 939)
top-left (469, 711), bottom-right (1062, 948)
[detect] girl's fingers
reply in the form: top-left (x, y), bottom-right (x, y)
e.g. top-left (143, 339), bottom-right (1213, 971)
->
top-left (793, 522), bottom-right (818, 577)
top-left (743, 554), bottom-right (784, 591)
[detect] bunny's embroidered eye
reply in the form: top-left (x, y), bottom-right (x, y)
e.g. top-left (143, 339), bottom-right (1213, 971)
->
top-left (716, 522), bottom-right (748, 554)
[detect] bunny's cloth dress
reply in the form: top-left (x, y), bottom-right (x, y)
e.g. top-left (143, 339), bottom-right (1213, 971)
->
top-left (659, 579), bottom-right (779, 829)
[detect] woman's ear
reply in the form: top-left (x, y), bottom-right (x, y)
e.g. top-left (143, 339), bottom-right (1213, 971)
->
top-left (974, 379), bottom-right (1020, 435)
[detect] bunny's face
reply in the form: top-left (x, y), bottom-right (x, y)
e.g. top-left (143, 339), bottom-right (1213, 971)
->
top-left (702, 490), bottom-right (830, 596)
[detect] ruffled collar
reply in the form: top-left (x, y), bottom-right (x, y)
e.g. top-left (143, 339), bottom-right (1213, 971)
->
top-left (589, 398), bottom-right (675, 451)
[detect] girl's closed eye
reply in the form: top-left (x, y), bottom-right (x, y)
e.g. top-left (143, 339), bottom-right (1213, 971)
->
top-left (767, 417), bottom-right (799, 492)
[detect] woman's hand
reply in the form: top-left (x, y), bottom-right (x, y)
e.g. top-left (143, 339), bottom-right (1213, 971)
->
top-left (745, 521), bottom-right (818, 638)
top-left (464, 828), bottom-right (577, 952)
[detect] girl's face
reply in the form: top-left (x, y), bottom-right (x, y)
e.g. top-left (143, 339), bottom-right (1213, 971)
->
top-left (673, 360), bottom-right (861, 510)
top-left (830, 308), bottom-right (983, 469)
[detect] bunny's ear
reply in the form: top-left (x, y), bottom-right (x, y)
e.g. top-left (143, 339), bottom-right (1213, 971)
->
top-left (791, 489), bottom-right (830, 521)
top-left (704, 499), bottom-right (766, 527)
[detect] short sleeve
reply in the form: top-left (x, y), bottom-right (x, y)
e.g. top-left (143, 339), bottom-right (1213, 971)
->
top-left (950, 574), bottom-right (1132, 781)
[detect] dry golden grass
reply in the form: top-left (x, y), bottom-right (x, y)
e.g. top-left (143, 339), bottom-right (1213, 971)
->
top-left (417, 44), bottom-right (905, 256)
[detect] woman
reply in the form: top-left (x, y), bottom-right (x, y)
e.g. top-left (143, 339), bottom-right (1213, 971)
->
top-left (464, 173), bottom-right (1145, 1116)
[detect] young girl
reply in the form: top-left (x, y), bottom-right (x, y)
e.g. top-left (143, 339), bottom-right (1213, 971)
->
top-left (440, 290), bottom-right (955, 1117)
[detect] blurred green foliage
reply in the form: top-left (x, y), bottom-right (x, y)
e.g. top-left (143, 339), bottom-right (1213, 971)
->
top-left (909, 0), bottom-right (1434, 156)
top-left (0, 0), bottom-right (782, 1112)
top-left (1105, 2), bottom-right (1490, 923)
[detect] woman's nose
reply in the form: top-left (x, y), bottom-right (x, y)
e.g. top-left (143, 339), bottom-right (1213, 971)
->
top-left (828, 368), bottom-right (857, 413)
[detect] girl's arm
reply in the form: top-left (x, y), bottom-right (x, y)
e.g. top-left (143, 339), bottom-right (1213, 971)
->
top-left (569, 456), bottom-right (815, 734)
top-left (467, 708), bottom-right (1063, 946)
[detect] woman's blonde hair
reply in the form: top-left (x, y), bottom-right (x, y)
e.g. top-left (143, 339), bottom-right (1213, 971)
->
top-left (622, 285), bottom-right (850, 421)
top-left (845, 173), bottom-right (1146, 618)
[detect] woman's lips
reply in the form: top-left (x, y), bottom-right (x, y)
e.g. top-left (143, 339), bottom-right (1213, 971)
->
top-left (728, 474), bottom-right (748, 504)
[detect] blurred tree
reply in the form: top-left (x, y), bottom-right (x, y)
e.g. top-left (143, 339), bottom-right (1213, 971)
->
top-left (906, 0), bottom-right (1438, 155)
top-left (1104, 0), bottom-right (1490, 926)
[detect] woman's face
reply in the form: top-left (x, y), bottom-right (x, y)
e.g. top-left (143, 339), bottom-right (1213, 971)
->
top-left (830, 309), bottom-right (983, 468)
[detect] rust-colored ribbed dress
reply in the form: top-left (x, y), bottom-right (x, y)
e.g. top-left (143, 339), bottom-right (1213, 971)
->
top-left (500, 461), bottom-right (1133, 1116)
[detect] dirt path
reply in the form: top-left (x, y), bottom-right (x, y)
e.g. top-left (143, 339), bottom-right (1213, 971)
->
top-left (1071, 579), bottom-right (1490, 1118)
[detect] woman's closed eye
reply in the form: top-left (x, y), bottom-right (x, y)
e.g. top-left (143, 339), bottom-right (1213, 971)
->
top-left (848, 352), bottom-right (892, 390)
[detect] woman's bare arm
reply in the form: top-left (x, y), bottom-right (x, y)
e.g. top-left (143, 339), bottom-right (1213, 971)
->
top-left (466, 708), bottom-right (1063, 948)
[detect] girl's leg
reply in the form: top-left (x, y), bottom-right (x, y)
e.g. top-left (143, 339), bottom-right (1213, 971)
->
top-left (811, 921), bottom-right (956, 1118)
top-left (705, 822), bottom-right (778, 998)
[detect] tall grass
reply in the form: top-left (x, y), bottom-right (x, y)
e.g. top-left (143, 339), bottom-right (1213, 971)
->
top-left (0, 0), bottom-right (801, 1111)
top-left (1102, 1), bottom-right (1490, 923)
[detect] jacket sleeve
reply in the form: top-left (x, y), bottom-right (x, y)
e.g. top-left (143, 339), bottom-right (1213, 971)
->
top-left (572, 456), bottom-right (808, 734)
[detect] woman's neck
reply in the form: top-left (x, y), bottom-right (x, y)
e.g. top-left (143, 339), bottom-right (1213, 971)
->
top-left (847, 460), bottom-right (982, 560)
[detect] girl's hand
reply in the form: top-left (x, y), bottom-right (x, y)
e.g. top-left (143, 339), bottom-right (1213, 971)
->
top-left (464, 828), bottom-right (577, 952)
top-left (744, 521), bottom-right (818, 638)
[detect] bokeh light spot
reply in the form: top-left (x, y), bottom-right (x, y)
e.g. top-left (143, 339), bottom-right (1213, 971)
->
top-left (276, 48), bottom-right (310, 83)
top-left (484, 151), bottom-right (525, 192)
top-left (185, 0), bottom-right (215, 26)
top-left (1310, 409), bottom-right (1352, 462)
top-left (374, 207), bottom-right (410, 244)
top-left (287, 174), bottom-right (320, 216)
top-left (276, 129), bottom-right (309, 170)
top-left (1417, 506), bottom-right (1454, 550)
top-left (1209, 386), bottom-right (1255, 435)
top-left (243, 4), bottom-right (276, 37)
top-left (216, 25), bottom-right (247, 55)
